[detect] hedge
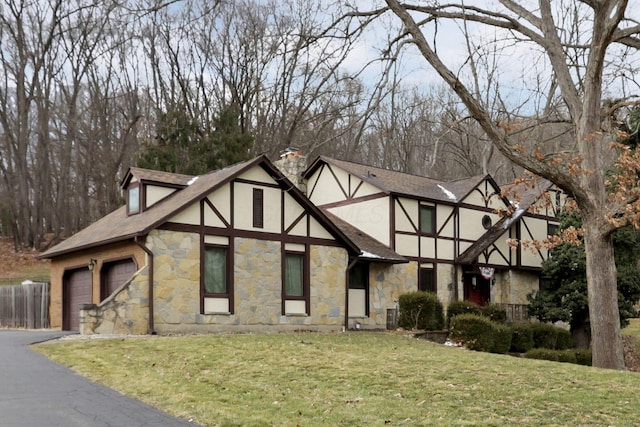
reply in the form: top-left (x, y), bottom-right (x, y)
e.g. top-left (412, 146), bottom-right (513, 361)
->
top-left (398, 291), bottom-right (444, 331)
top-left (449, 313), bottom-right (512, 353)
top-left (446, 301), bottom-right (507, 326)
top-left (525, 349), bottom-right (591, 366)
top-left (446, 300), bottom-right (481, 326)
top-left (510, 323), bottom-right (534, 353)
top-left (492, 324), bottom-right (513, 354)
top-left (481, 304), bottom-right (508, 324)
top-left (530, 323), bottom-right (559, 349)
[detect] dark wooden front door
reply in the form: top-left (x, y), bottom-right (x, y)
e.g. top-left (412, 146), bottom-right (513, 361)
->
top-left (464, 274), bottom-right (490, 306)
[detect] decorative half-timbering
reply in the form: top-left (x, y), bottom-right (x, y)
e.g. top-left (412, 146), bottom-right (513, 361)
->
top-left (41, 152), bottom-right (563, 334)
top-left (303, 156), bottom-right (563, 314)
top-left (42, 156), bottom-right (369, 333)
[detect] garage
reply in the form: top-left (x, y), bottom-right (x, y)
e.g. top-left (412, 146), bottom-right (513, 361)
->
top-left (63, 268), bottom-right (92, 331)
top-left (101, 258), bottom-right (137, 301)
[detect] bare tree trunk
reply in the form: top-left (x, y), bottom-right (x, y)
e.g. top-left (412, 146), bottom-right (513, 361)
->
top-left (582, 212), bottom-right (624, 369)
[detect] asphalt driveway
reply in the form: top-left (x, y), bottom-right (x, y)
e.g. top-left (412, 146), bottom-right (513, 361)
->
top-left (0, 330), bottom-right (195, 426)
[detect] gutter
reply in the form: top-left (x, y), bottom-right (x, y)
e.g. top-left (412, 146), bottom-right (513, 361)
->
top-left (134, 236), bottom-right (155, 335)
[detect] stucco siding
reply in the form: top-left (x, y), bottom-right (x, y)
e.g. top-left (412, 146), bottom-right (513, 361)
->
top-left (329, 198), bottom-right (390, 246)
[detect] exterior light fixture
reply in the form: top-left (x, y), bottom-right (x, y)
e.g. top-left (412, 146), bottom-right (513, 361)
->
top-left (88, 258), bottom-right (97, 272)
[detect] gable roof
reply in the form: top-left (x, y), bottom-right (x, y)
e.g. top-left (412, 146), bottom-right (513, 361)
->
top-left (304, 156), bottom-right (493, 204)
top-left (40, 156), bottom-right (360, 259)
top-left (121, 167), bottom-right (195, 189)
top-left (455, 178), bottom-right (553, 265)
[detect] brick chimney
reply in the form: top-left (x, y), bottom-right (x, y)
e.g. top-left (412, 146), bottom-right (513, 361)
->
top-left (274, 147), bottom-right (307, 194)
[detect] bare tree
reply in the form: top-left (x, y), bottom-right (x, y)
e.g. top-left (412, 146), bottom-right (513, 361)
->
top-left (335, 1), bottom-right (640, 369)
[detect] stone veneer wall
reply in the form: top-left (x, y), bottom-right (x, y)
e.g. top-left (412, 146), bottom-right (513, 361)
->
top-left (353, 262), bottom-right (417, 329)
top-left (436, 264), bottom-right (457, 306)
top-left (80, 267), bottom-right (149, 334)
top-left (495, 270), bottom-right (540, 305)
top-left (146, 230), bottom-right (349, 333)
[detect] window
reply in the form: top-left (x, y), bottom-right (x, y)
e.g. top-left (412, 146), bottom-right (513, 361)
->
top-left (284, 252), bottom-right (304, 297)
top-left (204, 246), bottom-right (228, 295)
top-left (348, 262), bottom-right (369, 317)
top-left (128, 185), bottom-right (140, 214)
top-left (283, 250), bottom-right (308, 316)
top-left (482, 215), bottom-right (492, 229)
top-left (253, 188), bottom-right (264, 228)
top-left (547, 223), bottom-right (559, 237)
top-left (419, 268), bottom-right (436, 293)
top-left (420, 205), bottom-right (435, 235)
top-left (349, 263), bottom-right (368, 289)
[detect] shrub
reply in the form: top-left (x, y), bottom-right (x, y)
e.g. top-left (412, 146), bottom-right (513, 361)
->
top-left (449, 314), bottom-right (495, 352)
top-left (510, 323), bottom-right (534, 353)
top-left (555, 328), bottom-right (573, 350)
top-left (398, 291), bottom-right (444, 331)
top-left (492, 324), bottom-right (513, 354)
top-left (574, 349), bottom-right (592, 366)
top-left (446, 300), bottom-right (481, 325)
top-left (557, 350), bottom-right (578, 364)
top-left (525, 348), bottom-right (559, 362)
top-left (525, 349), bottom-right (590, 366)
top-left (530, 323), bottom-right (559, 349)
top-left (481, 304), bottom-right (508, 324)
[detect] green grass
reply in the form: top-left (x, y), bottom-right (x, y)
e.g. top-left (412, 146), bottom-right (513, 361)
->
top-left (36, 331), bottom-right (640, 426)
top-left (623, 317), bottom-right (640, 338)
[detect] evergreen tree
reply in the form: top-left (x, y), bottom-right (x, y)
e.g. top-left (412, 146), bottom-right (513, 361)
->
top-left (528, 211), bottom-right (640, 348)
top-left (138, 104), bottom-right (253, 175)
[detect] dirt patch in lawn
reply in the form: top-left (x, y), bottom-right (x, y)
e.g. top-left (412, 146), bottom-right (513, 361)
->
top-left (623, 335), bottom-right (640, 372)
top-left (0, 237), bottom-right (50, 284)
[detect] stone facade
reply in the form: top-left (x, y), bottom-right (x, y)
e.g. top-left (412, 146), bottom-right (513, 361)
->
top-left (493, 270), bottom-right (540, 305)
top-left (79, 267), bottom-right (149, 334)
top-left (139, 230), bottom-right (350, 333)
top-left (350, 262), bottom-right (417, 329)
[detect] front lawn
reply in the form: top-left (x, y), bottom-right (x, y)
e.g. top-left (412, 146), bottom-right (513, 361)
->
top-left (35, 331), bottom-right (640, 426)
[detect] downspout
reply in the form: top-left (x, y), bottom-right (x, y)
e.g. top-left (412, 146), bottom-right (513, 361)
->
top-left (134, 236), bottom-right (155, 335)
top-left (344, 257), bottom-right (358, 331)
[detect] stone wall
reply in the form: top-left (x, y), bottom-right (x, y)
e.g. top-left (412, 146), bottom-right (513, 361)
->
top-left (436, 264), bottom-right (457, 306)
top-left (146, 230), bottom-right (349, 333)
top-left (79, 267), bottom-right (149, 334)
top-left (497, 270), bottom-right (540, 305)
top-left (352, 262), bottom-right (417, 329)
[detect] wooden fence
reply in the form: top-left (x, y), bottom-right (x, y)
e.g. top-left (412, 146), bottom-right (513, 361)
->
top-left (0, 281), bottom-right (50, 329)
top-left (496, 303), bottom-right (530, 323)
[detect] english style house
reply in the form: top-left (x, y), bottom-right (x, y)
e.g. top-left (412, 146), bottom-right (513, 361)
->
top-left (40, 152), bottom-right (563, 333)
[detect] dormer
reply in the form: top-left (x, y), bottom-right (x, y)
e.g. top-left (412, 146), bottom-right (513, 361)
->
top-left (121, 167), bottom-right (195, 215)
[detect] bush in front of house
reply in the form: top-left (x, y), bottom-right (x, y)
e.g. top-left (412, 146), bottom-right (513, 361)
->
top-left (449, 313), bottom-right (496, 352)
top-left (398, 291), bottom-right (444, 331)
top-left (491, 323), bottom-right (513, 354)
top-left (480, 303), bottom-right (508, 324)
top-left (574, 349), bottom-right (593, 366)
top-left (525, 348), bottom-right (559, 362)
top-left (446, 300), bottom-right (481, 325)
top-left (510, 323), bottom-right (535, 353)
top-left (555, 328), bottom-right (573, 350)
top-left (530, 322), bottom-right (559, 349)
top-left (525, 349), bottom-right (591, 366)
